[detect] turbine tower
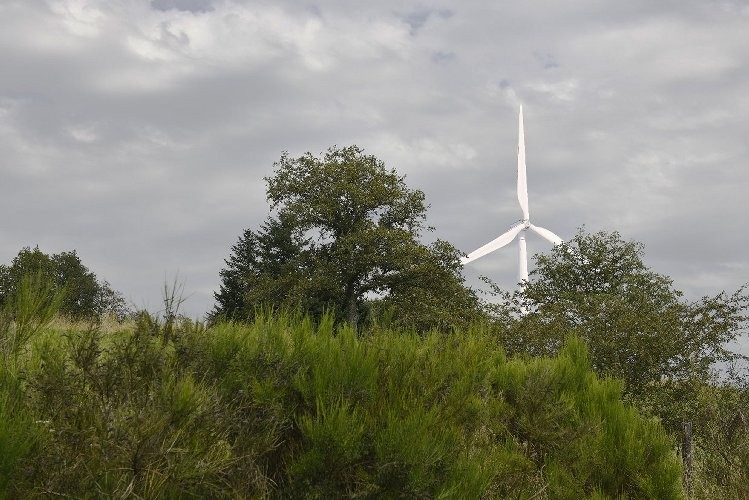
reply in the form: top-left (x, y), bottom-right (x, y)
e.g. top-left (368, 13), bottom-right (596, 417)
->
top-left (461, 106), bottom-right (564, 283)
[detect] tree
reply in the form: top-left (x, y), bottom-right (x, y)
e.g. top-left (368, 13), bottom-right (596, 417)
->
top-left (213, 215), bottom-right (321, 321)
top-left (496, 229), bottom-right (748, 398)
top-left (371, 239), bottom-right (485, 332)
top-left (0, 247), bottom-right (128, 320)
top-left (491, 228), bottom-right (749, 496)
top-left (213, 145), bottom-right (483, 330)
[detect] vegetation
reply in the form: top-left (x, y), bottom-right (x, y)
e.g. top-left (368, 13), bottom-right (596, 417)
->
top-left (689, 370), bottom-right (749, 498)
top-left (496, 229), bottom-right (747, 396)
top-left (489, 228), bottom-right (749, 497)
top-left (0, 246), bottom-right (128, 320)
top-left (1, 232), bottom-right (745, 498)
top-left (1, 296), bottom-right (682, 497)
top-left (213, 146), bottom-right (484, 331)
top-left (2, 147), bottom-right (747, 498)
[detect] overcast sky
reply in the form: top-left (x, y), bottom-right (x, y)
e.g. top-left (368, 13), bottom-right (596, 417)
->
top-left (1, 1), bottom-right (748, 341)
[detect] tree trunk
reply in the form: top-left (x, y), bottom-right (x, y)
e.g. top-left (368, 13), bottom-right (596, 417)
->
top-left (345, 286), bottom-right (358, 329)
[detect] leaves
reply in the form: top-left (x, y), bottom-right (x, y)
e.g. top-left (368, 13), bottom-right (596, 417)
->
top-left (215, 145), bottom-right (484, 331)
top-left (505, 228), bottom-right (748, 399)
top-left (266, 146), bottom-right (427, 238)
top-left (0, 247), bottom-right (128, 320)
top-left (0, 272), bottom-right (64, 369)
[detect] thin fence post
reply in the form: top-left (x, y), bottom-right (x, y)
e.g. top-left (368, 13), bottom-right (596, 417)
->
top-left (682, 421), bottom-right (693, 496)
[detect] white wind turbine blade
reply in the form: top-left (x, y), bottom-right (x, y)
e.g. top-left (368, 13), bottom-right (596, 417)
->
top-left (461, 224), bottom-right (524, 265)
top-left (517, 106), bottom-right (529, 221)
top-left (529, 224), bottom-right (564, 245)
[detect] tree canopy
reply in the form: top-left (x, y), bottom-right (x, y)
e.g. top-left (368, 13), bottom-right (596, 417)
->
top-left (213, 145), bottom-right (483, 330)
top-left (496, 228), bottom-right (748, 406)
top-left (0, 246), bottom-right (128, 320)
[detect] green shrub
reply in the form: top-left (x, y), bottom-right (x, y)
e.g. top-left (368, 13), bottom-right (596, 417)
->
top-left (0, 379), bottom-right (39, 494)
top-left (1, 313), bottom-right (683, 498)
top-left (1, 272), bottom-right (63, 372)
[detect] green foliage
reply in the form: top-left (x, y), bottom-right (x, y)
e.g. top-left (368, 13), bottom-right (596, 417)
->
top-left (370, 239), bottom-right (486, 333)
top-left (0, 246), bottom-right (129, 320)
top-left (0, 376), bottom-right (40, 495)
top-left (490, 227), bottom-right (748, 498)
top-left (213, 145), bottom-right (484, 331)
top-left (0, 272), bottom-right (64, 372)
top-left (497, 229), bottom-right (748, 399)
top-left (690, 370), bottom-right (749, 498)
top-left (1, 315), bottom-right (683, 498)
top-left (213, 214), bottom-right (324, 322)
top-left (7, 315), bottom-right (235, 498)
top-left (0, 273), bottom-right (63, 495)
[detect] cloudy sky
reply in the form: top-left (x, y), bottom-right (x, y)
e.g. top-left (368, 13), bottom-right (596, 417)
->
top-left (1, 1), bottom-right (748, 335)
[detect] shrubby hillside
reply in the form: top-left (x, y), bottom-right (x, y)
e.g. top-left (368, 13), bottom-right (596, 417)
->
top-left (1, 311), bottom-right (681, 498)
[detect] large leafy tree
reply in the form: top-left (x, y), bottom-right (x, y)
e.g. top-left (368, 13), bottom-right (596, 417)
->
top-left (0, 246), bottom-right (128, 320)
top-left (496, 229), bottom-right (748, 403)
top-left (213, 145), bottom-right (482, 330)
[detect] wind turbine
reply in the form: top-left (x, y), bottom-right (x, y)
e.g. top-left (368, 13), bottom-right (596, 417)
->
top-left (461, 106), bottom-right (564, 284)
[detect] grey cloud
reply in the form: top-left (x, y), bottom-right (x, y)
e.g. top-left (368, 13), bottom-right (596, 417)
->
top-left (400, 8), bottom-right (454, 35)
top-left (151, 0), bottom-right (215, 13)
top-left (0, 0), bottom-right (747, 333)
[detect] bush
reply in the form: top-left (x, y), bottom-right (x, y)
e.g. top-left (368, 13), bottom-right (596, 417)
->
top-left (1, 313), bottom-right (683, 498)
